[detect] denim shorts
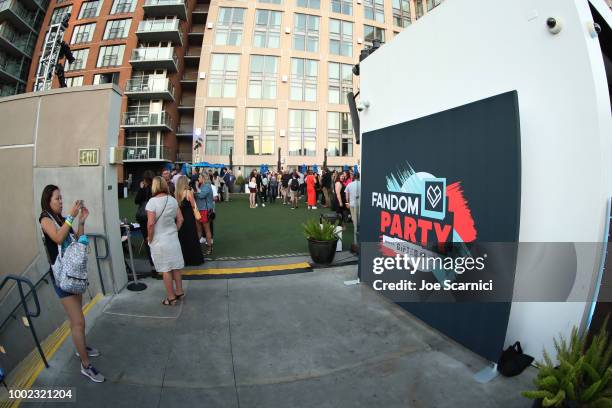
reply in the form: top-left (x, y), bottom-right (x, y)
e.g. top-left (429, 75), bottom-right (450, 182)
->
top-left (52, 278), bottom-right (73, 299)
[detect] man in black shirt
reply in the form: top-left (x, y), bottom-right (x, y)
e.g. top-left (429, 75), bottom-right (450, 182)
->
top-left (321, 168), bottom-right (332, 208)
top-left (281, 170), bottom-right (291, 205)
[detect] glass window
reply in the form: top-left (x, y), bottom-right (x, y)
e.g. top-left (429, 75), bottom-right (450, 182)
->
top-left (364, 0), bottom-right (385, 23)
top-left (215, 7), bottom-right (245, 46)
top-left (415, 0), bottom-right (424, 19)
top-left (290, 58), bottom-right (317, 102)
top-left (327, 112), bottom-right (353, 157)
top-left (392, 0), bottom-right (410, 27)
top-left (65, 76), bottom-right (84, 87)
top-left (125, 131), bottom-right (160, 160)
top-left (364, 25), bottom-right (385, 45)
top-left (65, 48), bottom-right (88, 71)
top-left (330, 0), bottom-right (352, 15)
top-left (111, 0), bottom-right (136, 14)
top-left (248, 55), bottom-right (278, 99)
top-left (97, 45), bottom-right (125, 67)
top-left (93, 72), bottom-right (120, 84)
top-left (104, 19), bottom-right (131, 40)
top-left (329, 19), bottom-right (352, 57)
top-left (427, 0), bottom-right (442, 11)
top-left (253, 9), bottom-right (281, 49)
top-left (288, 110), bottom-right (316, 156)
top-left (208, 54), bottom-right (240, 98)
top-left (293, 13), bottom-right (319, 52)
top-left (296, 0), bottom-right (319, 9)
top-left (328, 62), bottom-right (352, 104)
top-left (246, 108), bottom-right (275, 155)
top-left (205, 107), bottom-right (235, 156)
top-left (78, 1), bottom-right (101, 19)
top-left (71, 23), bottom-right (96, 44)
top-left (50, 6), bottom-right (72, 25)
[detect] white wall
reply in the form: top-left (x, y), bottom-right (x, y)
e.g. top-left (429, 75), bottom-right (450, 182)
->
top-left (360, 0), bottom-right (612, 360)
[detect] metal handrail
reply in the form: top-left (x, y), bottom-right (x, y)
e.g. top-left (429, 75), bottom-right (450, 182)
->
top-left (0, 275), bottom-right (49, 368)
top-left (88, 234), bottom-right (110, 295)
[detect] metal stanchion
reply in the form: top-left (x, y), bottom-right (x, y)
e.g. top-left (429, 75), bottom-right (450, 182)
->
top-left (123, 220), bottom-right (147, 292)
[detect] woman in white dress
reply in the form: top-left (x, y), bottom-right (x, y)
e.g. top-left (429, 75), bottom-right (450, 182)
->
top-left (146, 176), bottom-right (185, 305)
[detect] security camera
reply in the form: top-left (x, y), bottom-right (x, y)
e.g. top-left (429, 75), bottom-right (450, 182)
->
top-left (547, 17), bottom-right (562, 34)
top-left (356, 100), bottom-right (370, 112)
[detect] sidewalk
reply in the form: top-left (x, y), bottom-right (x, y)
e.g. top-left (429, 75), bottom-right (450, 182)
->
top-left (23, 265), bottom-right (534, 408)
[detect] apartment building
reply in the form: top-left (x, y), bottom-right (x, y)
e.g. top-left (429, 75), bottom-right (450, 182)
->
top-left (25, 0), bottom-right (209, 181)
top-left (0, 0), bottom-right (48, 96)
top-left (192, 0), bottom-right (443, 173)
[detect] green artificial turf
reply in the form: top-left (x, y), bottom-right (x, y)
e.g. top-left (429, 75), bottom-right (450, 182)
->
top-left (118, 193), bottom-right (354, 258)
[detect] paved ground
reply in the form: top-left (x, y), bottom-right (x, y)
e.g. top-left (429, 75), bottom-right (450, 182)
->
top-left (24, 266), bottom-right (535, 408)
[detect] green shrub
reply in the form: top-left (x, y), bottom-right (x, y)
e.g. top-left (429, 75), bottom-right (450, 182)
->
top-left (236, 175), bottom-right (245, 186)
top-left (303, 218), bottom-right (337, 241)
top-left (522, 317), bottom-right (612, 407)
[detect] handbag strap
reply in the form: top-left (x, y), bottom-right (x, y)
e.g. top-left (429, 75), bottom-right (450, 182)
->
top-left (154, 196), bottom-right (169, 225)
top-left (513, 341), bottom-right (523, 354)
top-left (44, 212), bottom-right (75, 259)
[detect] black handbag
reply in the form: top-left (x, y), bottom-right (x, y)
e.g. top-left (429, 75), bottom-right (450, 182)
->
top-left (497, 341), bottom-right (534, 377)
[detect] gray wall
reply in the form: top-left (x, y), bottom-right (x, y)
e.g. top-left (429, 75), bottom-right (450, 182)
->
top-left (0, 85), bottom-right (127, 373)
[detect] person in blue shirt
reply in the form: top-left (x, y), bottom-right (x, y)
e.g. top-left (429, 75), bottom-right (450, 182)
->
top-left (195, 173), bottom-right (214, 255)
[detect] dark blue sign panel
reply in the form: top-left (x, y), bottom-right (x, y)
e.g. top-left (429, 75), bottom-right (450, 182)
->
top-left (359, 91), bottom-right (521, 361)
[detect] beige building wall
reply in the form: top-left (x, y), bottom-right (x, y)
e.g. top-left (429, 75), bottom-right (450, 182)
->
top-left (194, 0), bottom-right (437, 172)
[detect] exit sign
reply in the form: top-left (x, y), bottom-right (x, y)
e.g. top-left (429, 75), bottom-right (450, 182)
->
top-left (79, 149), bottom-right (99, 166)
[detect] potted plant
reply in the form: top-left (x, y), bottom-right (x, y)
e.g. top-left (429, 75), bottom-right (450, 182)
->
top-left (522, 318), bottom-right (612, 407)
top-left (235, 175), bottom-right (245, 193)
top-left (303, 218), bottom-right (339, 264)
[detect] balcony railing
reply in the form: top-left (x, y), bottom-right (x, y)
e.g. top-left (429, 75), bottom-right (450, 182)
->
top-left (179, 97), bottom-right (195, 107)
top-left (184, 48), bottom-right (201, 57)
top-left (123, 145), bottom-right (171, 161)
top-left (176, 151), bottom-right (192, 162)
top-left (181, 71), bottom-right (198, 81)
top-left (121, 111), bottom-right (173, 130)
top-left (0, 0), bottom-right (36, 31)
top-left (142, 0), bottom-right (187, 19)
top-left (0, 23), bottom-right (35, 56)
top-left (138, 19), bottom-right (180, 33)
top-left (175, 124), bottom-right (193, 135)
top-left (193, 4), bottom-right (208, 12)
top-left (129, 47), bottom-right (179, 71)
top-left (125, 76), bottom-right (174, 100)
top-left (189, 24), bottom-right (204, 34)
top-left (0, 52), bottom-right (23, 79)
top-left (136, 19), bottom-right (182, 44)
top-left (144, 0), bottom-right (184, 6)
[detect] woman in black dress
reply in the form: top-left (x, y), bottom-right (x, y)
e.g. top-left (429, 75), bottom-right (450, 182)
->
top-left (175, 175), bottom-right (204, 265)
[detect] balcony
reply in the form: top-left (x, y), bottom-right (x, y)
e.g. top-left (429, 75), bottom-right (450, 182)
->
top-left (121, 111), bottom-right (174, 132)
top-left (129, 47), bottom-right (178, 72)
top-left (20, 0), bottom-right (47, 11)
top-left (124, 76), bottom-right (175, 101)
top-left (136, 19), bottom-right (182, 45)
top-left (122, 145), bottom-right (171, 162)
top-left (178, 96), bottom-right (194, 111)
top-left (184, 47), bottom-right (200, 66)
top-left (193, 4), bottom-right (208, 13)
top-left (0, 53), bottom-right (24, 83)
top-left (176, 151), bottom-right (192, 162)
top-left (0, 1), bottom-right (36, 33)
top-left (142, 0), bottom-right (187, 20)
top-left (188, 24), bottom-right (204, 38)
top-left (175, 124), bottom-right (193, 136)
top-left (0, 24), bottom-right (34, 57)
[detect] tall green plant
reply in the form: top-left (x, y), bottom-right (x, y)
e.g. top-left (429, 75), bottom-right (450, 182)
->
top-left (303, 218), bottom-right (337, 241)
top-left (522, 317), bottom-right (612, 407)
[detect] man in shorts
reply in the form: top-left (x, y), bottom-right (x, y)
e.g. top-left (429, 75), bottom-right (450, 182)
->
top-left (289, 173), bottom-right (300, 209)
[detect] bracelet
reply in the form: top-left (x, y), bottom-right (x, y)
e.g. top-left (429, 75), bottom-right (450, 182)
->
top-left (65, 219), bottom-right (73, 227)
top-left (66, 215), bottom-right (75, 223)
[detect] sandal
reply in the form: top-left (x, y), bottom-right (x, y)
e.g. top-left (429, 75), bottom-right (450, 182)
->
top-left (162, 297), bottom-right (177, 306)
top-left (175, 293), bottom-right (185, 300)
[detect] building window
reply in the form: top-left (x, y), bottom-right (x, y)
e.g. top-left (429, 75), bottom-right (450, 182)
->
top-left (415, 0), bottom-right (424, 19)
top-left (328, 62), bottom-right (352, 104)
top-left (427, 0), bottom-right (442, 11)
top-left (248, 55), bottom-right (278, 99)
top-left (111, 0), bottom-right (136, 14)
top-left (104, 18), bottom-right (131, 40)
top-left (290, 58), bottom-right (317, 102)
top-left (330, 0), bottom-right (352, 15)
top-left (392, 0), bottom-right (410, 27)
top-left (328, 112), bottom-right (353, 157)
top-left (78, 1), bottom-right (101, 19)
top-left (71, 23), bottom-right (96, 44)
top-left (293, 13), bottom-right (319, 52)
top-left (296, 0), bottom-right (319, 9)
top-left (215, 7), bottom-right (245, 46)
top-left (329, 19), bottom-right (352, 57)
top-left (65, 48), bottom-right (88, 71)
top-left (208, 54), bottom-right (240, 98)
top-left (125, 132), bottom-right (159, 160)
top-left (50, 5), bottom-right (71, 25)
top-left (246, 108), bottom-right (275, 155)
top-left (93, 72), bottom-right (120, 84)
top-left (364, 0), bottom-right (385, 23)
top-left (364, 25), bottom-right (385, 45)
top-left (258, 0), bottom-right (282, 4)
top-left (205, 107), bottom-right (235, 156)
top-left (253, 9), bottom-right (280, 49)
top-left (65, 76), bottom-right (84, 87)
top-left (97, 45), bottom-right (125, 67)
top-left (288, 110), bottom-right (316, 156)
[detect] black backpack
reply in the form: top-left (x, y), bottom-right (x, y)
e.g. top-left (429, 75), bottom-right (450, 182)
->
top-left (290, 178), bottom-right (299, 191)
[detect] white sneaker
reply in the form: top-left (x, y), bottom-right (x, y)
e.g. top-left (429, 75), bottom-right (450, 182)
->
top-left (312, 206), bottom-right (318, 210)
top-left (255, 204), bottom-right (258, 207)
top-left (81, 364), bottom-right (105, 383)
top-left (75, 346), bottom-right (100, 358)
top-left (199, 237), bottom-right (205, 244)
top-left (262, 203), bottom-right (266, 207)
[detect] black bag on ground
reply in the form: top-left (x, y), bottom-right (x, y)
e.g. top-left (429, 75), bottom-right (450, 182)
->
top-left (497, 341), bottom-right (534, 377)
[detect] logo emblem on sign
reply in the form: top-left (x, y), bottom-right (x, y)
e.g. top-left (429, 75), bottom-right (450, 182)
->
top-left (426, 185), bottom-right (442, 209)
